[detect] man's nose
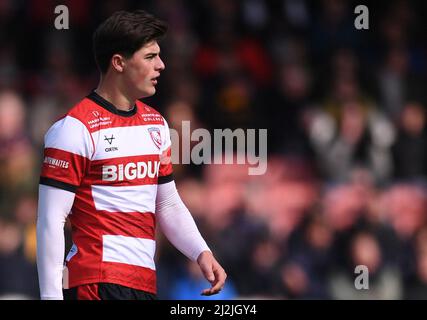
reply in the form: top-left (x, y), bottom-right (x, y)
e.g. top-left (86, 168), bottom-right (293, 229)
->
top-left (156, 56), bottom-right (165, 71)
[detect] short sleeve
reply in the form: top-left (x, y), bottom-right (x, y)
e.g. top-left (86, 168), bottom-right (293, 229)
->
top-left (40, 115), bottom-right (93, 193)
top-left (158, 117), bottom-right (173, 184)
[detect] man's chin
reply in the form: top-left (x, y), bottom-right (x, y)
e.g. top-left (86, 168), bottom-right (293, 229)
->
top-left (138, 88), bottom-right (156, 99)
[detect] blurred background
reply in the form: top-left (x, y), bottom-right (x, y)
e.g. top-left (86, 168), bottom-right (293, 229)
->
top-left (0, 0), bottom-right (427, 300)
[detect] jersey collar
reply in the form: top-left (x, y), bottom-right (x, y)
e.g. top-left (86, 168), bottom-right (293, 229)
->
top-left (87, 91), bottom-right (137, 117)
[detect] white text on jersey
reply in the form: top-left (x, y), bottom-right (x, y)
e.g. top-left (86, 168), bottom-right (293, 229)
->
top-left (44, 156), bottom-right (69, 169)
top-left (102, 161), bottom-right (160, 181)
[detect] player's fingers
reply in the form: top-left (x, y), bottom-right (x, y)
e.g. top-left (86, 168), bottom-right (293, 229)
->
top-left (201, 275), bottom-right (220, 296)
top-left (214, 265), bottom-right (227, 287)
top-left (201, 268), bottom-right (227, 296)
top-left (201, 288), bottom-right (214, 296)
top-left (201, 283), bottom-right (222, 296)
top-left (199, 262), bottom-right (215, 283)
top-left (209, 276), bottom-right (225, 294)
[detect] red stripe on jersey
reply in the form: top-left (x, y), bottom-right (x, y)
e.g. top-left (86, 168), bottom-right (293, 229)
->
top-left (99, 262), bottom-right (157, 294)
top-left (68, 263), bottom-right (157, 295)
top-left (69, 198), bottom-right (155, 240)
top-left (41, 148), bottom-right (89, 186)
top-left (86, 154), bottom-right (161, 186)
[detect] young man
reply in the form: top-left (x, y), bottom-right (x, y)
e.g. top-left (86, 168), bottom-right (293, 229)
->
top-left (37, 10), bottom-right (226, 300)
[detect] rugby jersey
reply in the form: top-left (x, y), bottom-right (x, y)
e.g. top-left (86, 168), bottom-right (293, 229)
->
top-left (39, 91), bottom-right (173, 294)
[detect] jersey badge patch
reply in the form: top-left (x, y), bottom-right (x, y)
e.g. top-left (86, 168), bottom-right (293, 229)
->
top-left (148, 127), bottom-right (162, 149)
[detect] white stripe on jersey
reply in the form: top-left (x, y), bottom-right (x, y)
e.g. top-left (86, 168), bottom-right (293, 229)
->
top-left (92, 125), bottom-right (165, 160)
top-left (91, 184), bottom-right (157, 213)
top-left (102, 235), bottom-right (156, 270)
top-left (45, 116), bottom-right (94, 158)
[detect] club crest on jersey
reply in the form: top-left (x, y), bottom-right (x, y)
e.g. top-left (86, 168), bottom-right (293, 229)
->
top-left (148, 127), bottom-right (162, 149)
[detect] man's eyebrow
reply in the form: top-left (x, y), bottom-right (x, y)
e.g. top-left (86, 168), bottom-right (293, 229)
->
top-left (144, 51), bottom-right (160, 57)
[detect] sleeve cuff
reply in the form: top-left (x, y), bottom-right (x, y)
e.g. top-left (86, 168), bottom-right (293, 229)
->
top-left (158, 174), bottom-right (174, 184)
top-left (39, 177), bottom-right (78, 193)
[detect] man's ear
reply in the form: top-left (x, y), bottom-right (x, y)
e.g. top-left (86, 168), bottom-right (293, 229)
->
top-left (111, 54), bottom-right (126, 73)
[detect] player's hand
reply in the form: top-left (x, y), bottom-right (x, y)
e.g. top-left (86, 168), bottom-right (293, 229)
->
top-left (196, 250), bottom-right (227, 296)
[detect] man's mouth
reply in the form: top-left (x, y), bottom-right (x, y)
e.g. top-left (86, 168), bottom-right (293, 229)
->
top-left (151, 76), bottom-right (159, 85)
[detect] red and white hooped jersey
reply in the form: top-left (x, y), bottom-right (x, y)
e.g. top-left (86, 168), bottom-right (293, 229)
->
top-left (40, 92), bottom-right (173, 294)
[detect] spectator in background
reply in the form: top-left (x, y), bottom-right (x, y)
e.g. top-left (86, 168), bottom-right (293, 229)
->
top-left (404, 227), bottom-right (427, 299)
top-left (307, 76), bottom-right (395, 184)
top-left (278, 213), bottom-right (334, 299)
top-left (392, 102), bottom-right (427, 180)
top-left (310, 0), bottom-right (362, 62)
top-left (243, 237), bottom-right (282, 297)
top-left (382, 184), bottom-right (427, 284)
top-left (14, 195), bottom-right (38, 265)
top-left (329, 231), bottom-right (402, 299)
top-left (0, 219), bottom-right (39, 299)
top-left (256, 60), bottom-right (313, 156)
top-left (405, 249), bottom-right (427, 299)
top-left (377, 47), bottom-right (410, 120)
top-left (0, 90), bottom-right (36, 216)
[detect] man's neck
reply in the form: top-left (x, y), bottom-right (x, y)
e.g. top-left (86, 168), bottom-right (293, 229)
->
top-left (96, 77), bottom-right (136, 111)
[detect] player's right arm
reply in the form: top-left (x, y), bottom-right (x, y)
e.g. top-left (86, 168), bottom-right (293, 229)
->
top-left (37, 185), bottom-right (75, 300)
top-left (37, 114), bottom-right (93, 300)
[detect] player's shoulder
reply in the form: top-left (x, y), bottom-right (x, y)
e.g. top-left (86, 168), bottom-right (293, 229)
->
top-left (50, 96), bottom-right (104, 129)
top-left (67, 96), bottom-right (105, 124)
top-left (46, 96), bottom-right (104, 138)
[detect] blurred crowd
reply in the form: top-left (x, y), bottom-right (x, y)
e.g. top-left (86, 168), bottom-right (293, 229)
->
top-left (0, 0), bottom-right (427, 299)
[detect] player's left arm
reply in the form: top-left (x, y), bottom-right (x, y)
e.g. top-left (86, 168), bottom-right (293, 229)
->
top-left (156, 116), bottom-right (226, 295)
top-left (156, 181), bottom-right (227, 295)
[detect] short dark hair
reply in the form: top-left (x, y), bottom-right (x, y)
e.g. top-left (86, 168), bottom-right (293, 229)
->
top-left (93, 10), bottom-right (168, 74)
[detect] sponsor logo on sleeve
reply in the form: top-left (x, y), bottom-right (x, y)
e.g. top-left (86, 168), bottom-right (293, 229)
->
top-left (44, 156), bottom-right (69, 169)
